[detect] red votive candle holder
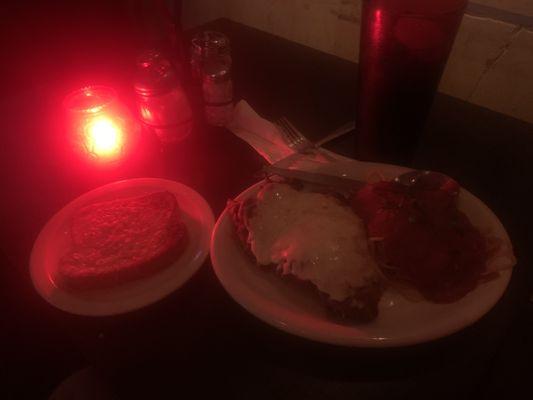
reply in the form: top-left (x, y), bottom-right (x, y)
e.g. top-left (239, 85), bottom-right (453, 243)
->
top-left (63, 85), bottom-right (137, 163)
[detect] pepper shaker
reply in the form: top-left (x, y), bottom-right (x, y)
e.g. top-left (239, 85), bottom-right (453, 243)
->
top-left (134, 50), bottom-right (193, 144)
top-left (191, 31), bottom-right (233, 126)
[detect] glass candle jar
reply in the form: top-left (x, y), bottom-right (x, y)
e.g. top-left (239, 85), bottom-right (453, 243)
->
top-left (63, 85), bottom-right (136, 163)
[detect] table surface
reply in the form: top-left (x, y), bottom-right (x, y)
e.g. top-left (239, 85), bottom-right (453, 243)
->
top-left (3, 18), bottom-right (533, 400)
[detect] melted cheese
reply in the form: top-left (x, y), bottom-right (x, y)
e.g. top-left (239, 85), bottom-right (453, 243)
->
top-left (246, 183), bottom-right (378, 301)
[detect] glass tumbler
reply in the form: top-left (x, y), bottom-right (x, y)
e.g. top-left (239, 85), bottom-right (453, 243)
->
top-left (356, 0), bottom-right (467, 165)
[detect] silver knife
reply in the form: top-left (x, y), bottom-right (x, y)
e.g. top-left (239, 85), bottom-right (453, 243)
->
top-left (315, 120), bottom-right (355, 147)
top-left (263, 165), bottom-right (365, 192)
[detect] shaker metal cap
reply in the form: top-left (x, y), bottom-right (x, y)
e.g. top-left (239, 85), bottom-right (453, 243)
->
top-left (134, 50), bottom-right (177, 96)
top-left (192, 31), bottom-right (231, 56)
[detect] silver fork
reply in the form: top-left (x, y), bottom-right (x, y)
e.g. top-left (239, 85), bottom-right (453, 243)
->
top-left (276, 117), bottom-right (314, 153)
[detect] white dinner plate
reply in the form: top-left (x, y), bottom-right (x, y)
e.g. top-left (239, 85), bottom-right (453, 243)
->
top-left (211, 159), bottom-right (515, 347)
top-left (31, 178), bottom-right (214, 316)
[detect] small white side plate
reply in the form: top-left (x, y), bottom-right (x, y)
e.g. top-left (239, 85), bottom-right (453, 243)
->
top-left (31, 178), bottom-right (214, 316)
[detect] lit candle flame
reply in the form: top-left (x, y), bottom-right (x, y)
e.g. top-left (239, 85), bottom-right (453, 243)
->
top-left (85, 116), bottom-right (123, 159)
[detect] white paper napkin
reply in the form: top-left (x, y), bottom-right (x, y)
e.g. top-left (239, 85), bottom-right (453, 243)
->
top-left (226, 100), bottom-right (294, 164)
top-left (227, 100), bottom-right (346, 168)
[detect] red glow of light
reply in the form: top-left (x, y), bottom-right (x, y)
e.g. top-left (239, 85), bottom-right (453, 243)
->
top-left (140, 106), bottom-right (153, 121)
top-left (372, 9), bottom-right (383, 44)
top-left (84, 116), bottom-right (124, 160)
top-left (86, 106), bottom-right (105, 114)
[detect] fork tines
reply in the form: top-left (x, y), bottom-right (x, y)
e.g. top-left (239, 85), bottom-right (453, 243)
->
top-left (276, 117), bottom-right (310, 151)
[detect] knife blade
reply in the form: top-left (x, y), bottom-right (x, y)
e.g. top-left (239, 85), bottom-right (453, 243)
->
top-left (263, 165), bottom-right (365, 193)
top-left (314, 120), bottom-right (355, 147)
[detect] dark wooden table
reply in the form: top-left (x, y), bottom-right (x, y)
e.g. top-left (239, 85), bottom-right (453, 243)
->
top-left (3, 18), bottom-right (533, 399)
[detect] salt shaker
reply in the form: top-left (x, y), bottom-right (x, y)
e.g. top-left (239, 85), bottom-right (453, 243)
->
top-left (191, 31), bottom-right (233, 126)
top-left (134, 50), bottom-right (193, 143)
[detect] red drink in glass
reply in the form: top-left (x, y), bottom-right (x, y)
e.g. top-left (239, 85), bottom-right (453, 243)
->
top-left (356, 0), bottom-right (467, 165)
